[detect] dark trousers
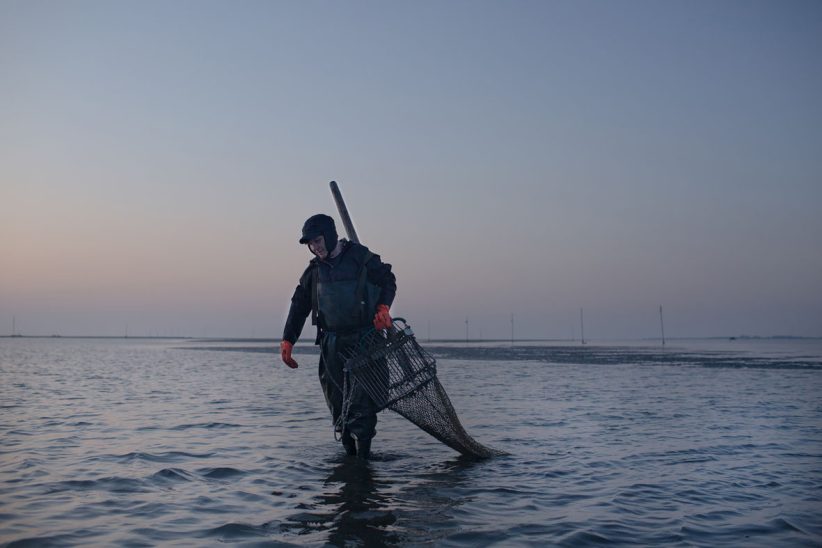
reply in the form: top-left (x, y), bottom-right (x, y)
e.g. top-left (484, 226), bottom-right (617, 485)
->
top-left (318, 331), bottom-right (378, 441)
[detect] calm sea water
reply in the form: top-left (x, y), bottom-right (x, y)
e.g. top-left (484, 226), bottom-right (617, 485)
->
top-left (1, 337), bottom-right (821, 546)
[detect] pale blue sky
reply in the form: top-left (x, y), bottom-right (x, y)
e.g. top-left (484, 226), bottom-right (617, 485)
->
top-left (2, 0), bottom-right (821, 339)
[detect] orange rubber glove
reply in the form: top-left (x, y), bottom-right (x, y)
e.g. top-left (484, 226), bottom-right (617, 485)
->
top-left (373, 304), bottom-right (392, 330)
top-left (280, 340), bottom-right (298, 369)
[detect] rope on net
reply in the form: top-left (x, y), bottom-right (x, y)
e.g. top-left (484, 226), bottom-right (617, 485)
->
top-left (341, 318), bottom-right (506, 458)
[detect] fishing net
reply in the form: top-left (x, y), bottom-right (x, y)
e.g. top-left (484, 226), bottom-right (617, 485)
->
top-left (341, 319), bottom-right (505, 458)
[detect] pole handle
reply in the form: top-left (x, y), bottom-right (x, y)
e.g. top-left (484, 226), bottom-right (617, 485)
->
top-left (329, 181), bottom-right (360, 244)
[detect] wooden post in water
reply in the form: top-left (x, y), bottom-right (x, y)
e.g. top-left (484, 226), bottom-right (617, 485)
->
top-left (659, 305), bottom-right (666, 346)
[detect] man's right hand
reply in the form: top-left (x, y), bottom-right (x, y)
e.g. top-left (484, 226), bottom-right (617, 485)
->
top-left (280, 341), bottom-right (298, 369)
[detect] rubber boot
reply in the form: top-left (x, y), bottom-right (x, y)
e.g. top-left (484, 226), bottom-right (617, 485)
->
top-left (341, 432), bottom-right (357, 456)
top-left (355, 437), bottom-right (371, 460)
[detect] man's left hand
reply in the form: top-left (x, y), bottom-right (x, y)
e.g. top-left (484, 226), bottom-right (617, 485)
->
top-left (373, 304), bottom-right (392, 330)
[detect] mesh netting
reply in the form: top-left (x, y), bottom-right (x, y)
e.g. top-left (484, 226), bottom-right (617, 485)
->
top-left (342, 319), bottom-right (505, 458)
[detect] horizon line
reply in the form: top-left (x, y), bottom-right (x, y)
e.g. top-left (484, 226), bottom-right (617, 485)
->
top-left (2, 335), bottom-right (819, 342)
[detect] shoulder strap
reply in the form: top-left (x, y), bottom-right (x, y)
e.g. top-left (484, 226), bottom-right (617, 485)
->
top-left (355, 250), bottom-right (374, 321)
top-left (310, 263), bottom-right (319, 326)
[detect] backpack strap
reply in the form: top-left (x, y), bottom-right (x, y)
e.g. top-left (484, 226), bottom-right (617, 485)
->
top-left (310, 263), bottom-right (319, 326)
top-left (356, 250), bottom-right (374, 323)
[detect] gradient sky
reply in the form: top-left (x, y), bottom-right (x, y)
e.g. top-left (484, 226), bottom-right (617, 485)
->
top-left (2, 0), bottom-right (821, 339)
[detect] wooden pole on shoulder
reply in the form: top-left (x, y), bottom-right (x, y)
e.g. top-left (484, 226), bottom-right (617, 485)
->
top-left (329, 181), bottom-right (360, 244)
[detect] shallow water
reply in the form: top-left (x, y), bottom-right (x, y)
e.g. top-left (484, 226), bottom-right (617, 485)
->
top-left (1, 337), bottom-right (821, 546)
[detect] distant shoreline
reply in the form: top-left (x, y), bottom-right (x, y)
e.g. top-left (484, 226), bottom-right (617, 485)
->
top-left (2, 335), bottom-right (820, 342)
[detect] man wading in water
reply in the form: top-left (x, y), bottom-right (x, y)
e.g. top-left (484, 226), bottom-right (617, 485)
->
top-left (280, 214), bottom-right (397, 459)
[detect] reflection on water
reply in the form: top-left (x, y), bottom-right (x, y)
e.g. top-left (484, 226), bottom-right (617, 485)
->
top-left (282, 455), bottom-right (484, 545)
top-left (283, 457), bottom-right (399, 545)
top-left (1, 338), bottom-right (821, 546)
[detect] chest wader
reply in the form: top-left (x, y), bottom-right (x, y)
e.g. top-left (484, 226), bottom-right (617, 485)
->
top-left (312, 251), bottom-right (381, 452)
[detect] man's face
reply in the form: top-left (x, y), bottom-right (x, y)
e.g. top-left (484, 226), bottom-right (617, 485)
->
top-left (307, 235), bottom-right (328, 259)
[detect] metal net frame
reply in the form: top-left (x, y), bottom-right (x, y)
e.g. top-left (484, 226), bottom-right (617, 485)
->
top-left (342, 319), bottom-right (505, 458)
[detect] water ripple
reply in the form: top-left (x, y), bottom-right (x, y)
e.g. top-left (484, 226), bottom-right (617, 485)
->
top-left (198, 467), bottom-right (247, 479)
top-left (106, 450), bottom-right (215, 463)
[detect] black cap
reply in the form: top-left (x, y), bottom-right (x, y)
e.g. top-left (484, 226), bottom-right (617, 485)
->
top-left (299, 214), bottom-right (338, 248)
